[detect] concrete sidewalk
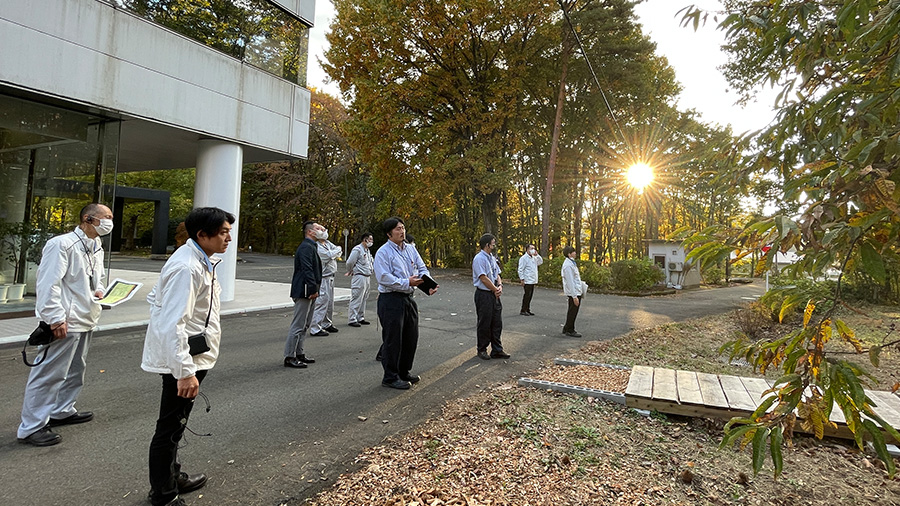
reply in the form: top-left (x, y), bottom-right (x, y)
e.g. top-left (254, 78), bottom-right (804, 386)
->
top-left (0, 268), bottom-right (350, 345)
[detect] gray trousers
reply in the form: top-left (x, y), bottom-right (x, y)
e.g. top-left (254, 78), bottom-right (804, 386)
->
top-left (18, 330), bottom-right (92, 438)
top-left (348, 274), bottom-right (370, 323)
top-left (309, 275), bottom-right (335, 333)
top-left (284, 297), bottom-right (315, 358)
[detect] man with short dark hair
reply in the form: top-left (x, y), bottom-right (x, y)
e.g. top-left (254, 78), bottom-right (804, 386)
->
top-left (142, 206), bottom-right (235, 506)
top-left (345, 232), bottom-right (374, 327)
top-left (17, 203), bottom-right (113, 446)
top-left (283, 220), bottom-right (323, 368)
top-left (374, 217), bottom-right (437, 389)
top-left (561, 245), bottom-right (584, 338)
top-left (472, 233), bottom-right (509, 360)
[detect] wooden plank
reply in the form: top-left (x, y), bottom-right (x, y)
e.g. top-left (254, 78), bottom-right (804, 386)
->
top-left (740, 377), bottom-right (773, 409)
top-left (652, 367), bottom-right (679, 403)
top-left (625, 365), bottom-right (654, 398)
top-left (696, 372), bottom-right (729, 409)
top-left (676, 370), bottom-right (704, 405)
top-left (719, 374), bottom-right (757, 412)
top-left (867, 390), bottom-right (900, 430)
top-left (625, 396), bottom-right (753, 420)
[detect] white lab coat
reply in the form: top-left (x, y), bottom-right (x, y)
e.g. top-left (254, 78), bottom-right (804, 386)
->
top-left (35, 227), bottom-right (105, 331)
top-left (141, 240), bottom-right (222, 380)
top-left (517, 252), bottom-right (543, 284)
top-left (562, 258), bottom-right (584, 298)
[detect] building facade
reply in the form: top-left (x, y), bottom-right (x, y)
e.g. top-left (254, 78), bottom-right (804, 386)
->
top-left (0, 0), bottom-right (315, 304)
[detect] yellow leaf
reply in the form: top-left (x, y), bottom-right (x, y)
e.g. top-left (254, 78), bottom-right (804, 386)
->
top-left (803, 300), bottom-right (815, 327)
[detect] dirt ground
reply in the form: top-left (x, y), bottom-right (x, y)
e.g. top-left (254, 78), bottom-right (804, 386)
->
top-left (304, 301), bottom-right (900, 505)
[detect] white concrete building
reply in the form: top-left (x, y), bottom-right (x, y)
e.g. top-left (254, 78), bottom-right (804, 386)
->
top-left (0, 0), bottom-right (315, 305)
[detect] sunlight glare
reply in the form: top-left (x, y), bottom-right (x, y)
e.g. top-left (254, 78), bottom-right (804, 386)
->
top-left (625, 163), bottom-right (654, 191)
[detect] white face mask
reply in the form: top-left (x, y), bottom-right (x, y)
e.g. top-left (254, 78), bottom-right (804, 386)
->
top-left (315, 229), bottom-right (328, 241)
top-left (528, 248), bottom-right (536, 255)
top-left (93, 218), bottom-right (114, 237)
top-left (365, 240), bottom-right (373, 248)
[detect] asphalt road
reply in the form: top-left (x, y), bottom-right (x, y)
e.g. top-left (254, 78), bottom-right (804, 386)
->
top-left (0, 253), bottom-right (763, 505)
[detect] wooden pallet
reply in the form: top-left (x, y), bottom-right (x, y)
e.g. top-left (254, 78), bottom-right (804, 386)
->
top-left (625, 365), bottom-right (900, 440)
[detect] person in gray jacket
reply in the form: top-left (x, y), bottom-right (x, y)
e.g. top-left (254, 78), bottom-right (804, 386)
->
top-left (284, 221), bottom-right (323, 368)
top-left (17, 203), bottom-right (113, 447)
top-left (309, 226), bottom-right (342, 336)
top-left (345, 233), bottom-right (374, 327)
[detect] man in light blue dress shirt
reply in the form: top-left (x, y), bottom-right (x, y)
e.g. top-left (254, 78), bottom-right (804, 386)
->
top-left (472, 233), bottom-right (510, 360)
top-left (373, 217), bottom-right (438, 389)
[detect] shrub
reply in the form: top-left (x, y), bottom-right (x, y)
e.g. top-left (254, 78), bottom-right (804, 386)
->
top-left (609, 258), bottom-right (665, 291)
top-left (703, 266), bottom-right (725, 285)
top-left (759, 274), bottom-right (836, 322)
top-left (501, 256), bottom-right (519, 281)
top-left (733, 302), bottom-right (776, 340)
top-left (581, 261), bottom-right (611, 289)
top-left (538, 256), bottom-right (566, 286)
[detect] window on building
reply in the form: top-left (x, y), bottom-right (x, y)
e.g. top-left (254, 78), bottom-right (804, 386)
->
top-left (112, 0), bottom-right (309, 86)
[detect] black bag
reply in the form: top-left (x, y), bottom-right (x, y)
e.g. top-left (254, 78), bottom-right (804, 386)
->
top-left (21, 321), bottom-right (56, 367)
top-left (188, 332), bottom-right (210, 356)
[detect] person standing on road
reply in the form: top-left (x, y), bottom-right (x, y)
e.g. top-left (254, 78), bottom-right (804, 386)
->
top-left (309, 226), bottom-right (342, 337)
top-left (283, 221), bottom-right (323, 368)
top-left (517, 243), bottom-right (543, 316)
top-left (561, 246), bottom-right (584, 338)
top-left (473, 234), bottom-right (509, 361)
top-left (374, 217), bottom-right (438, 389)
top-left (345, 233), bottom-right (374, 327)
top-left (16, 203), bottom-right (113, 447)
top-left (142, 207), bottom-right (234, 506)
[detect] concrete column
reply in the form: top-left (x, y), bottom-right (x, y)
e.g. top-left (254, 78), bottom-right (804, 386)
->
top-left (195, 140), bottom-right (242, 302)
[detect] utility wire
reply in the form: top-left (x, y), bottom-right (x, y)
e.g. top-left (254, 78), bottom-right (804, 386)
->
top-left (557, 0), bottom-right (636, 160)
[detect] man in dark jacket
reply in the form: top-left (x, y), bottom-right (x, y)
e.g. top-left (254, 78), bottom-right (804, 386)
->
top-left (283, 221), bottom-right (323, 368)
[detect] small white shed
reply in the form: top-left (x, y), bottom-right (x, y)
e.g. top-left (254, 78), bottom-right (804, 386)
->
top-left (646, 240), bottom-right (701, 289)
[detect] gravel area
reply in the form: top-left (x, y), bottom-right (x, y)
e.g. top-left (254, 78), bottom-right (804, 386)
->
top-left (530, 364), bottom-right (631, 392)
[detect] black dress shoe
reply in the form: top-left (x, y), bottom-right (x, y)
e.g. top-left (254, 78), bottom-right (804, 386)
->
top-left (49, 411), bottom-right (94, 426)
top-left (177, 472), bottom-right (208, 494)
top-left (401, 374), bottom-right (420, 384)
top-left (359, 320), bottom-right (371, 325)
top-left (520, 311), bottom-right (529, 316)
top-left (325, 325), bottom-right (340, 333)
top-left (564, 331), bottom-right (582, 338)
top-left (490, 351), bottom-right (511, 359)
top-left (297, 354), bottom-right (315, 364)
top-left (17, 426), bottom-right (61, 446)
top-left (477, 351), bottom-right (491, 360)
top-left (348, 322), bottom-right (361, 327)
top-left (527, 311), bottom-right (534, 316)
top-left (375, 353), bottom-right (382, 361)
top-left (381, 379), bottom-right (411, 389)
top-left (311, 330), bottom-right (329, 337)
top-left (283, 357), bottom-right (307, 368)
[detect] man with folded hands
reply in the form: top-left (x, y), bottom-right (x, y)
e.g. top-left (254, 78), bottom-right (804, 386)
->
top-left (141, 207), bottom-right (234, 506)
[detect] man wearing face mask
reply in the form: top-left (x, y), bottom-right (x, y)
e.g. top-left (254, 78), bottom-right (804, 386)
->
top-left (517, 243), bottom-right (543, 316)
top-left (309, 225), bottom-right (343, 337)
top-left (17, 203), bottom-right (113, 446)
top-left (345, 233), bottom-right (374, 327)
top-left (472, 233), bottom-right (510, 361)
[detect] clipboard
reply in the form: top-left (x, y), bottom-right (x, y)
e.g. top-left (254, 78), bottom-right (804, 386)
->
top-left (416, 274), bottom-right (438, 294)
top-left (95, 279), bottom-right (143, 309)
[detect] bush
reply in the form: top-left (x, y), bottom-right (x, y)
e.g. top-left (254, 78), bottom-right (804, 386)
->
top-left (581, 261), bottom-right (611, 289)
top-left (703, 266), bottom-right (725, 285)
top-left (538, 256), bottom-right (566, 286)
top-left (609, 258), bottom-right (664, 291)
top-left (759, 274), bottom-right (836, 322)
top-left (501, 256), bottom-right (519, 281)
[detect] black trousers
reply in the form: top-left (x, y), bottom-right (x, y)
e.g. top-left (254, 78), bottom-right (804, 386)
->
top-left (563, 296), bottom-right (582, 333)
top-left (520, 284), bottom-right (535, 313)
top-left (378, 292), bottom-right (418, 382)
top-left (475, 289), bottom-right (503, 353)
top-left (149, 369), bottom-right (208, 505)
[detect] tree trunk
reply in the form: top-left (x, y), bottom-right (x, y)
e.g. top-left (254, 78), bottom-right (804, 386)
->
top-left (541, 34), bottom-right (571, 257)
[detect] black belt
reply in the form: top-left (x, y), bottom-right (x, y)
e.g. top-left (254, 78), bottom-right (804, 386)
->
top-left (353, 273), bottom-right (370, 276)
top-left (476, 288), bottom-right (492, 292)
